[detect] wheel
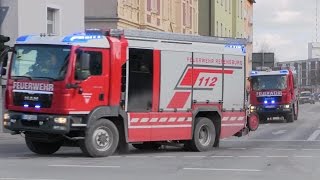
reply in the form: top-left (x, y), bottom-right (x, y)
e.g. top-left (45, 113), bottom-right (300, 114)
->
top-left (25, 137), bottom-right (62, 155)
top-left (187, 117), bottom-right (216, 152)
top-left (294, 104), bottom-right (298, 121)
top-left (259, 115), bottom-right (268, 123)
top-left (248, 113), bottom-right (259, 131)
top-left (285, 110), bottom-right (294, 123)
top-left (132, 143), bottom-right (161, 150)
top-left (79, 119), bottom-right (119, 157)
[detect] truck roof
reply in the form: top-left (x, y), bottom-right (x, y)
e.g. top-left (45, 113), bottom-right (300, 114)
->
top-left (15, 29), bottom-right (247, 55)
top-left (15, 33), bottom-right (110, 48)
top-left (250, 70), bottom-right (290, 76)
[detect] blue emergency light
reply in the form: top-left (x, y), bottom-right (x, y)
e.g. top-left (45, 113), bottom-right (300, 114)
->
top-left (35, 105), bottom-right (41, 109)
top-left (62, 34), bottom-right (103, 43)
top-left (16, 35), bottom-right (31, 42)
top-left (24, 104), bottom-right (29, 108)
top-left (280, 70), bottom-right (289, 74)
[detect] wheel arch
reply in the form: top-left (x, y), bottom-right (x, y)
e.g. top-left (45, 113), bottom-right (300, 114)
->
top-left (193, 107), bottom-right (222, 147)
top-left (86, 106), bottom-right (128, 143)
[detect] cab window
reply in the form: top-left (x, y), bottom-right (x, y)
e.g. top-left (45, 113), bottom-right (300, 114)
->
top-left (75, 51), bottom-right (102, 80)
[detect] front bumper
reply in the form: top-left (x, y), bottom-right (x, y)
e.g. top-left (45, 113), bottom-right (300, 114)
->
top-left (250, 105), bottom-right (292, 117)
top-left (299, 99), bottom-right (312, 103)
top-left (3, 111), bottom-right (74, 134)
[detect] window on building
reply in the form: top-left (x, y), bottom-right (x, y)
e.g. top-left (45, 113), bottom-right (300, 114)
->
top-left (221, 0), bottom-right (223, 6)
top-left (225, 28), bottom-right (227, 37)
top-left (229, 29), bottom-right (231, 37)
top-left (229, 0), bottom-right (231, 13)
top-left (47, 8), bottom-right (59, 35)
top-left (147, 0), bottom-right (160, 14)
top-left (221, 23), bottom-right (223, 36)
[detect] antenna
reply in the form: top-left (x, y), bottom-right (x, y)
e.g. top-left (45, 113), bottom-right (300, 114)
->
top-left (317, 0), bottom-right (318, 42)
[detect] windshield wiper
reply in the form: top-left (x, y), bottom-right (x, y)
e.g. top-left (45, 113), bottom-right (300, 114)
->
top-left (12, 75), bottom-right (32, 80)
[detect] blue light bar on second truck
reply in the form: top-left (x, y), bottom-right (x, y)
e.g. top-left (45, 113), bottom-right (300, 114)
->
top-left (225, 44), bottom-right (246, 53)
top-left (280, 70), bottom-right (289, 74)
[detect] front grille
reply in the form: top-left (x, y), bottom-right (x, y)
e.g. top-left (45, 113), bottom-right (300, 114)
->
top-left (13, 92), bottom-right (53, 108)
top-left (21, 120), bottom-right (40, 128)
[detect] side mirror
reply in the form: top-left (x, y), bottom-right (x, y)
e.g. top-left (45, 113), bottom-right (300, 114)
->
top-left (2, 54), bottom-right (8, 67)
top-left (79, 52), bottom-right (90, 71)
top-left (1, 68), bottom-right (6, 76)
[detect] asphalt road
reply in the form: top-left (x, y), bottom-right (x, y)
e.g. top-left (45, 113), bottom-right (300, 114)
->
top-left (1, 103), bottom-right (320, 180)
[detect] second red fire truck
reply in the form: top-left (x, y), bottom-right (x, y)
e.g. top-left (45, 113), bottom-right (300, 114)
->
top-left (249, 67), bottom-right (299, 123)
top-left (2, 29), bottom-right (259, 157)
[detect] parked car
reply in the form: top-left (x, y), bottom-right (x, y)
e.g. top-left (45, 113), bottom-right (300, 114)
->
top-left (299, 91), bottom-right (315, 104)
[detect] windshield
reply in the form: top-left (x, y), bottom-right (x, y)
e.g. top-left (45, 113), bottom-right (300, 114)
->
top-left (10, 45), bottom-right (71, 80)
top-left (252, 75), bottom-right (287, 91)
top-left (300, 92), bottom-right (311, 97)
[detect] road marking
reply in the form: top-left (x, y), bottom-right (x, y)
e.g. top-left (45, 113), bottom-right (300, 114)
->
top-left (228, 148), bottom-right (247, 150)
top-left (211, 156), bottom-right (234, 158)
top-left (252, 148), bottom-right (272, 150)
top-left (154, 156), bottom-right (176, 158)
top-left (183, 168), bottom-right (261, 172)
top-left (275, 148), bottom-right (296, 151)
top-left (125, 156), bottom-right (148, 158)
top-left (0, 179), bottom-right (58, 180)
top-left (238, 156), bottom-right (261, 158)
top-left (48, 165), bottom-right (120, 168)
top-left (307, 130), bottom-right (320, 141)
top-left (266, 156), bottom-right (289, 158)
top-left (294, 156), bottom-right (313, 158)
top-left (272, 130), bottom-right (287, 135)
top-left (183, 156), bottom-right (206, 158)
top-left (223, 139), bottom-right (320, 142)
top-left (302, 149), bottom-right (320, 151)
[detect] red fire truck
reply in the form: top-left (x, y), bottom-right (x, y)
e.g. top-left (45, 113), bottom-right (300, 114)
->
top-left (2, 29), bottom-right (259, 157)
top-left (249, 67), bottom-right (298, 123)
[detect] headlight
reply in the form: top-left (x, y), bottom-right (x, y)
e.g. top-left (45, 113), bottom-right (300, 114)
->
top-left (284, 104), bottom-right (290, 109)
top-left (250, 106), bottom-right (256, 110)
top-left (3, 113), bottom-right (10, 121)
top-left (54, 117), bottom-right (68, 124)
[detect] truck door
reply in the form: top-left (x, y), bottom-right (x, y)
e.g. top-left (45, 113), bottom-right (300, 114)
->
top-left (68, 48), bottom-right (110, 114)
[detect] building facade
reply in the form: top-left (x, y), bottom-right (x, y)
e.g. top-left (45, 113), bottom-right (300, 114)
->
top-left (277, 59), bottom-right (320, 92)
top-left (198, 0), bottom-right (246, 38)
top-left (0, 0), bottom-right (84, 132)
top-left (308, 42), bottom-right (320, 59)
top-left (244, 0), bottom-right (255, 77)
top-left (85, 0), bottom-right (198, 34)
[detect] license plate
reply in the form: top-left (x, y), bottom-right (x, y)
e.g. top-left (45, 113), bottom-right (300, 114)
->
top-left (22, 114), bottom-right (38, 121)
top-left (265, 105), bottom-right (275, 109)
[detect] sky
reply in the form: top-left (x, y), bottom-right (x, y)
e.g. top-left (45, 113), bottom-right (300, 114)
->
top-left (253, 0), bottom-right (316, 62)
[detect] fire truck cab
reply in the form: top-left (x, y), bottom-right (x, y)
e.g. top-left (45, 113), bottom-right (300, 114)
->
top-left (249, 67), bottom-right (298, 123)
top-left (2, 29), bottom-right (259, 157)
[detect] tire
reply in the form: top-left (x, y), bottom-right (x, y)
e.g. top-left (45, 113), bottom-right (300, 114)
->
top-left (259, 115), bottom-right (268, 123)
top-left (187, 117), bottom-right (216, 152)
top-left (79, 119), bottom-right (119, 157)
top-left (132, 143), bottom-right (161, 150)
top-left (25, 137), bottom-right (62, 155)
top-left (294, 104), bottom-right (298, 121)
top-left (285, 109), bottom-right (294, 123)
